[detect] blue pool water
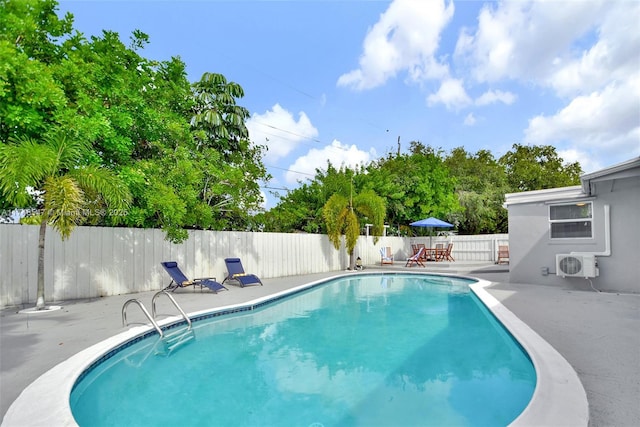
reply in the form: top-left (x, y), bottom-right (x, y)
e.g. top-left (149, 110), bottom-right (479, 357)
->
top-left (71, 274), bottom-right (536, 426)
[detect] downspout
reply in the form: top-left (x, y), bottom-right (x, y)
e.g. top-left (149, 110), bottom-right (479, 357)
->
top-left (571, 204), bottom-right (611, 257)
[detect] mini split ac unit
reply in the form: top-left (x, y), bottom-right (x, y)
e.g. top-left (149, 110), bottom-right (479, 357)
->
top-left (556, 254), bottom-right (599, 278)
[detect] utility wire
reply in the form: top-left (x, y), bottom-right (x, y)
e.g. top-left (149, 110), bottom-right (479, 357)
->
top-left (264, 164), bottom-right (315, 177)
top-left (252, 121), bottom-right (353, 157)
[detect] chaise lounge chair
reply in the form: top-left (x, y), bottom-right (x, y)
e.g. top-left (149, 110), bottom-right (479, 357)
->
top-left (380, 247), bottom-right (394, 265)
top-left (223, 258), bottom-right (263, 287)
top-left (405, 247), bottom-right (426, 267)
top-left (161, 261), bottom-right (227, 293)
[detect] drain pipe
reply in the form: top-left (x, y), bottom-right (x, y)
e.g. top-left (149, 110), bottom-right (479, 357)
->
top-left (571, 204), bottom-right (611, 257)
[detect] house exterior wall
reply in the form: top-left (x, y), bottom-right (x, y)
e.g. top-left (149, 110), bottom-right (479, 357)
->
top-left (508, 173), bottom-right (640, 293)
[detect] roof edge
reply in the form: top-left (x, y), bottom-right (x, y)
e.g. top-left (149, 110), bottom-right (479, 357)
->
top-left (505, 157), bottom-right (640, 205)
top-left (504, 186), bottom-right (584, 206)
top-left (581, 156), bottom-right (640, 193)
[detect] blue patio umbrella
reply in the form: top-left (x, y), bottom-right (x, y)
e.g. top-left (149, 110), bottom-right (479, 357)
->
top-left (410, 217), bottom-right (454, 228)
top-left (410, 217), bottom-right (454, 247)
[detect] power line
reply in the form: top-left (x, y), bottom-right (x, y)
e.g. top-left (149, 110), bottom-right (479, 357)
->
top-left (264, 164), bottom-right (315, 177)
top-left (253, 120), bottom-right (323, 144)
top-left (252, 120), bottom-right (353, 158)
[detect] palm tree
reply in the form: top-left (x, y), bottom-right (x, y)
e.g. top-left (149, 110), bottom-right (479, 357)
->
top-left (0, 134), bottom-right (131, 310)
top-left (323, 185), bottom-right (386, 270)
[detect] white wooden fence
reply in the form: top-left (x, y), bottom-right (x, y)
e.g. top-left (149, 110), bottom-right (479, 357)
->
top-left (0, 224), bottom-right (508, 307)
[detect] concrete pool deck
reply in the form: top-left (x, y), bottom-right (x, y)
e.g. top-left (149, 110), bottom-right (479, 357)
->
top-left (1, 262), bottom-right (638, 426)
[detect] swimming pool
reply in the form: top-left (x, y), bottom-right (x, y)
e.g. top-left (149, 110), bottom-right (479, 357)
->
top-left (3, 272), bottom-right (588, 427)
top-left (70, 274), bottom-right (535, 426)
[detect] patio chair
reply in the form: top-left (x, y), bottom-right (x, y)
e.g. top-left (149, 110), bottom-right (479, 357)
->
top-left (380, 247), bottom-right (394, 265)
top-left (497, 245), bottom-right (509, 264)
top-left (160, 261), bottom-right (227, 293)
top-left (443, 242), bottom-right (454, 261)
top-left (405, 247), bottom-right (426, 267)
top-left (434, 243), bottom-right (445, 261)
top-left (223, 257), bottom-right (263, 287)
top-left (416, 243), bottom-right (432, 261)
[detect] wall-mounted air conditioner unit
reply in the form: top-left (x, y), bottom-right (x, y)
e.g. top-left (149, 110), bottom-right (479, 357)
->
top-left (556, 254), bottom-right (599, 278)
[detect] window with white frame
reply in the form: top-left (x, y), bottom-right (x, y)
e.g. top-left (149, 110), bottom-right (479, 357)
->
top-left (549, 202), bottom-right (593, 239)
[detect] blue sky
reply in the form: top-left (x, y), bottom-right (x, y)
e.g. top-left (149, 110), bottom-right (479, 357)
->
top-left (58, 0), bottom-right (640, 209)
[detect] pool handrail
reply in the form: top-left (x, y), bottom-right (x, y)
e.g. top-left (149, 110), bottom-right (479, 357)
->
top-left (152, 290), bottom-right (192, 330)
top-left (121, 299), bottom-right (163, 337)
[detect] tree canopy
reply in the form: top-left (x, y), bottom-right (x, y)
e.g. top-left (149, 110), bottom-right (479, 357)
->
top-left (261, 142), bottom-right (582, 236)
top-left (1, 0), bottom-right (583, 241)
top-left (1, 0), bottom-right (269, 242)
top-left (499, 143), bottom-right (582, 192)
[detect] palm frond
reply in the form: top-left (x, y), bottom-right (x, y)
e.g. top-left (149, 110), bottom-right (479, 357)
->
top-left (69, 165), bottom-right (132, 209)
top-left (43, 176), bottom-right (85, 240)
top-left (0, 137), bottom-right (57, 206)
top-left (46, 133), bottom-right (91, 170)
top-left (355, 189), bottom-right (386, 237)
top-left (344, 209), bottom-right (359, 255)
top-left (323, 193), bottom-right (348, 250)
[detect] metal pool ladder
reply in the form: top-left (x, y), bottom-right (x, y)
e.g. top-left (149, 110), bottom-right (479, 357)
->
top-left (151, 290), bottom-right (192, 330)
top-left (122, 291), bottom-right (195, 355)
top-left (122, 299), bottom-right (163, 337)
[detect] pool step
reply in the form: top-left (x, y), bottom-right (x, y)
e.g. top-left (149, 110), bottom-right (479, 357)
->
top-left (157, 328), bottom-right (195, 356)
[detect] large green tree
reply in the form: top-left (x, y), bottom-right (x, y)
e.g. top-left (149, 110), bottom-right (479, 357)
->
top-left (499, 143), bottom-right (582, 192)
top-left (254, 180), bottom-right (325, 233)
top-left (1, 0), bottom-right (270, 243)
top-left (262, 145), bottom-right (459, 237)
top-left (444, 147), bottom-right (509, 234)
top-left (261, 142), bottom-right (583, 236)
top-left (0, 0), bottom-right (72, 141)
top-left (188, 72), bottom-right (269, 232)
top-left (365, 142), bottom-right (460, 235)
top-left (259, 162), bottom-right (360, 234)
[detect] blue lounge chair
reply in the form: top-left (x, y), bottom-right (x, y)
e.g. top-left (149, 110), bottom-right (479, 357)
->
top-left (223, 258), bottom-right (263, 287)
top-left (161, 261), bottom-right (227, 293)
top-left (405, 247), bottom-right (426, 267)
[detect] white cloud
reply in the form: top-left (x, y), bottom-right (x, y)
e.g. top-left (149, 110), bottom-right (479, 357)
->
top-left (454, 0), bottom-right (610, 84)
top-left (285, 140), bottom-right (375, 185)
top-left (337, 0), bottom-right (454, 90)
top-left (246, 104), bottom-right (319, 162)
top-left (427, 78), bottom-right (471, 111)
top-left (557, 148), bottom-right (601, 175)
top-left (475, 89), bottom-right (516, 106)
top-left (546, 2), bottom-right (640, 97)
top-left (454, 0), bottom-right (639, 168)
top-left (524, 78), bottom-right (640, 158)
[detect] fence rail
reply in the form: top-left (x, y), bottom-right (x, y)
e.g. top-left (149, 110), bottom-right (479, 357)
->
top-left (0, 224), bottom-right (507, 307)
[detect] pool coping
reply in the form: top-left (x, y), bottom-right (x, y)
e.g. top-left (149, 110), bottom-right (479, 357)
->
top-left (470, 280), bottom-right (589, 426)
top-left (2, 273), bottom-right (588, 426)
